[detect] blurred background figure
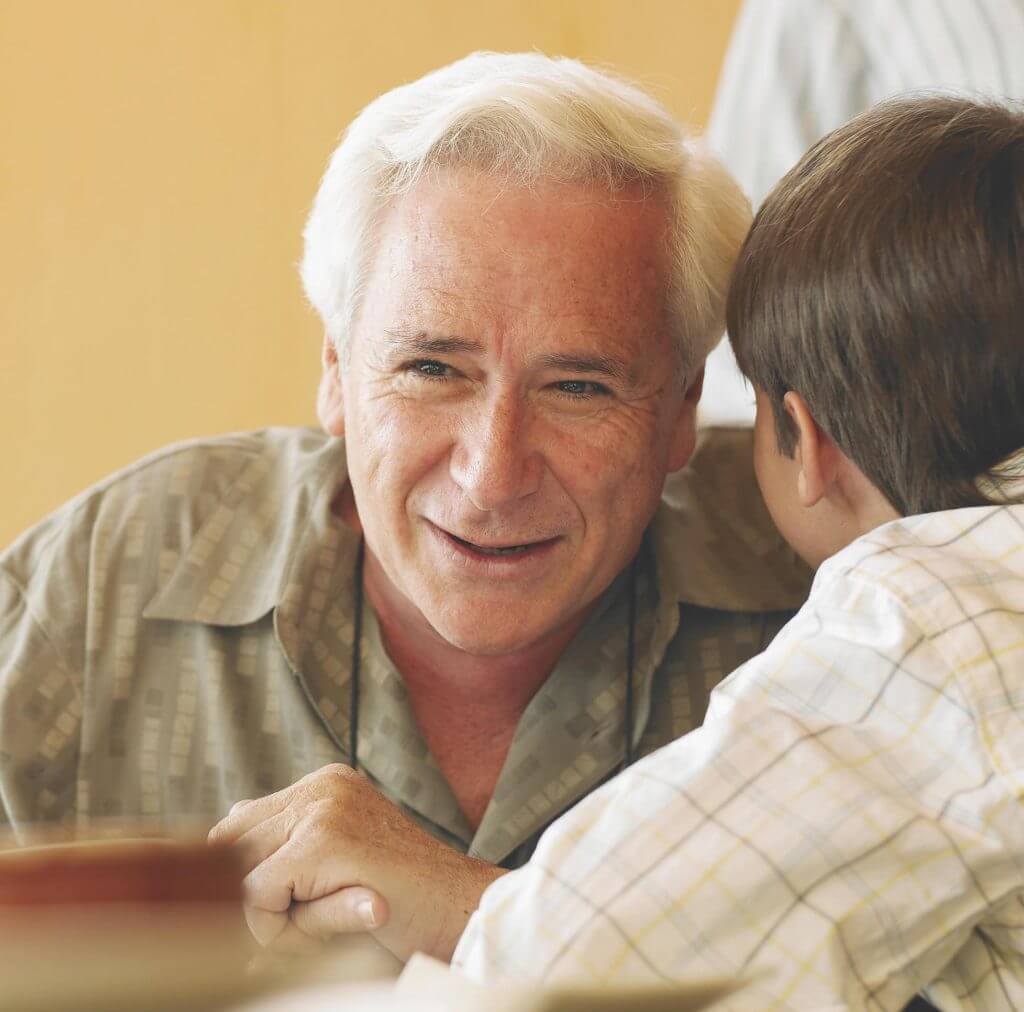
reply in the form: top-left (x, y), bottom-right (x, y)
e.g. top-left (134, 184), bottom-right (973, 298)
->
top-left (701, 0), bottom-right (1024, 426)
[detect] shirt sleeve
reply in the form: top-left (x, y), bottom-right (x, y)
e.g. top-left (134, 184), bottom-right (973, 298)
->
top-left (452, 570), bottom-right (1024, 1009)
top-left (0, 569), bottom-right (83, 832)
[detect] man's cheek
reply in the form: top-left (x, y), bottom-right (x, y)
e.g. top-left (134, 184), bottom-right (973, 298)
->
top-left (560, 439), bottom-right (653, 503)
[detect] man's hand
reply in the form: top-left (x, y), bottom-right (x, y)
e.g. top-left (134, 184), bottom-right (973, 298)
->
top-left (207, 764), bottom-right (505, 962)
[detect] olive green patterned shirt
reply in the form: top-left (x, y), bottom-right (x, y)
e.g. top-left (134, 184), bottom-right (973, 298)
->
top-left (0, 426), bottom-right (811, 866)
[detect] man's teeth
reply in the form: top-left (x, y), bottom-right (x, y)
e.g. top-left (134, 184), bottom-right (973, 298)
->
top-left (453, 534), bottom-right (532, 555)
top-left (473, 543), bottom-right (530, 555)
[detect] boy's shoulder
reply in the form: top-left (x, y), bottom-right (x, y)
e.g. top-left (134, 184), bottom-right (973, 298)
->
top-left (817, 505), bottom-right (1024, 632)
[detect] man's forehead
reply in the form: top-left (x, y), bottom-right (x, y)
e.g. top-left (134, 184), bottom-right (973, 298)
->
top-left (377, 169), bottom-right (671, 272)
top-left (357, 170), bottom-right (674, 369)
top-left (375, 195), bottom-right (667, 309)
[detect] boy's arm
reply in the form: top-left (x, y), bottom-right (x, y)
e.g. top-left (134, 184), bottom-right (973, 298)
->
top-left (451, 574), bottom-right (1022, 1009)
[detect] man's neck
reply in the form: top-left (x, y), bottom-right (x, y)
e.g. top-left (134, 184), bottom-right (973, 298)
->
top-left (361, 547), bottom-right (592, 828)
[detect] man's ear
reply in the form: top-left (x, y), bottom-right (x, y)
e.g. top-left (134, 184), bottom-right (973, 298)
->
top-left (666, 366), bottom-right (704, 472)
top-left (783, 391), bottom-right (839, 508)
top-left (317, 337), bottom-right (346, 437)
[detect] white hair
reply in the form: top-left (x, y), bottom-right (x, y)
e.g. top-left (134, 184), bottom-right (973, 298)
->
top-left (301, 51), bottom-right (750, 374)
top-left (977, 446), bottom-right (1024, 504)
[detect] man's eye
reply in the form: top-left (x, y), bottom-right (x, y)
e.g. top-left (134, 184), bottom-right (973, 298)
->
top-left (553, 380), bottom-right (610, 399)
top-left (406, 359), bottom-right (452, 380)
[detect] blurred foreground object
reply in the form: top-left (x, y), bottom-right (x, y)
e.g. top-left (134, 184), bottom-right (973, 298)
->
top-left (0, 834), bottom-right (252, 1011)
top-left (394, 954), bottom-right (742, 1012)
top-left (230, 952), bottom-right (742, 1011)
top-left (0, 834), bottom-right (743, 1010)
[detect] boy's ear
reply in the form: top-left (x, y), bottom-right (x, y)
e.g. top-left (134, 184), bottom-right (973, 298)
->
top-left (783, 391), bottom-right (839, 508)
top-left (317, 337), bottom-right (346, 437)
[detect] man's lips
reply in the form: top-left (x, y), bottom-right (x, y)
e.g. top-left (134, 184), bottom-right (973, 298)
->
top-left (446, 531), bottom-right (549, 555)
top-left (426, 521), bottom-right (561, 558)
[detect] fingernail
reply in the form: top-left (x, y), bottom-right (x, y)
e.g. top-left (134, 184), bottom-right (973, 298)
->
top-left (357, 900), bottom-right (378, 929)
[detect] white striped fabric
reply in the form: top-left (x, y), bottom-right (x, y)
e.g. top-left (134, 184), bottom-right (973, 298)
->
top-left (701, 0), bottom-right (1024, 427)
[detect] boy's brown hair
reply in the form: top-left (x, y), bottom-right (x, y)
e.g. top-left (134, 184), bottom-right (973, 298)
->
top-left (727, 95), bottom-right (1024, 516)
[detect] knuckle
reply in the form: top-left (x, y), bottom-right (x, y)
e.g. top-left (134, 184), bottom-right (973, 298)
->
top-left (306, 762), bottom-right (352, 787)
top-left (281, 805), bottom-right (303, 841)
top-left (318, 765), bottom-right (359, 799)
top-left (308, 796), bottom-right (342, 829)
top-left (323, 764), bottom-right (357, 795)
top-left (289, 796), bottom-right (340, 840)
top-left (284, 767), bottom-right (360, 833)
top-left (294, 764), bottom-right (354, 804)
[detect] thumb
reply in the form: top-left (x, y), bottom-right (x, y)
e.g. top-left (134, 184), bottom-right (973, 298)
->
top-left (289, 887), bottom-right (390, 938)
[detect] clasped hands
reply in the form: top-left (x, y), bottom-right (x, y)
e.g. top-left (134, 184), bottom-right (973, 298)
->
top-left (207, 764), bottom-right (504, 961)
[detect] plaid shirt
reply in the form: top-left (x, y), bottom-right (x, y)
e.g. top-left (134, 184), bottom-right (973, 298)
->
top-left (454, 505), bottom-right (1024, 1010)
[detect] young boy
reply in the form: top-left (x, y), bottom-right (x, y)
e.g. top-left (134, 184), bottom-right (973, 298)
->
top-left (451, 96), bottom-right (1024, 1010)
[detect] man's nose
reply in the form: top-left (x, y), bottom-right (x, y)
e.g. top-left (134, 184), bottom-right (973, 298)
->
top-left (449, 397), bottom-right (543, 510)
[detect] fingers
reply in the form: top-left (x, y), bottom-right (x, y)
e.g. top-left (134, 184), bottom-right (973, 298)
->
top-left (242, 836), bottom-right (303, 918)
top-left (218, 764), bottom-right (393, 954)
top-left (232, 808), bottom-right (297, 876)
top-left (290, 888), bottom-right (389, 938)
top-left (208, 790), bottom-right (290, 846)
top-left (244, 903), bottom-right (289, 948)
top-left (208, 764), bottom-right (357, 846)
top-left (243, 889), bottom-right (387, 953)
top-left (244, 904), bottom-right (323, 953)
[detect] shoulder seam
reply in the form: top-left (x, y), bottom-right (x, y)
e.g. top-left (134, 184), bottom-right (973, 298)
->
top-left (2, 430), bottom-right (268, 564)
top-left (0, 569), bottom-right (83, 709)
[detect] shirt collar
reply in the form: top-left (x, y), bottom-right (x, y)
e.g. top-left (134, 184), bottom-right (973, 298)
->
top-left (142, 430), bottom-right (351, 627)
top-left (143, 426), bottom-right (808, 628)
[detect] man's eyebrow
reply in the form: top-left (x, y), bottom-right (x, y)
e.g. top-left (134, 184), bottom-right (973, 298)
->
top-left (383, 330), bottom-right (483, 356)
top-left (383, 332), bottom-right (636, 383)
top-left (538, 352), bottom-right (632, 383)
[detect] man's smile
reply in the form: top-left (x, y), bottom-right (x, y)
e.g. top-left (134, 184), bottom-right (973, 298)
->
top-left (449, 534), bottom-right (532, 555)
top-left (425, 520), bottom-right (562, 570)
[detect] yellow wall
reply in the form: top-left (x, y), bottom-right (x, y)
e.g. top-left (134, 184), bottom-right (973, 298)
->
top-left (1, 0), bottom-right (741, 547)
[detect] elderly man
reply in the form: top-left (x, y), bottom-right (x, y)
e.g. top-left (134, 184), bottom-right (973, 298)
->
top-left (0, 53), bottom-right (807, 957)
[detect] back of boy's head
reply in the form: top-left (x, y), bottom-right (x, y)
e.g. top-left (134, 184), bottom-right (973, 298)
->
top-left (727, 95), bottom-right (1024, 516)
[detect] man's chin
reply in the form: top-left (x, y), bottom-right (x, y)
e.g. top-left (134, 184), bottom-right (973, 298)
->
top-left (431, 624), bottom-right (542, 658)
top-left (425, 608), bottom-right (563, 658)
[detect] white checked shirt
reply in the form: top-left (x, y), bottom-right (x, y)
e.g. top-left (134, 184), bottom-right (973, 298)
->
top-left (454, 505), bottom-right (1024, 1011)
